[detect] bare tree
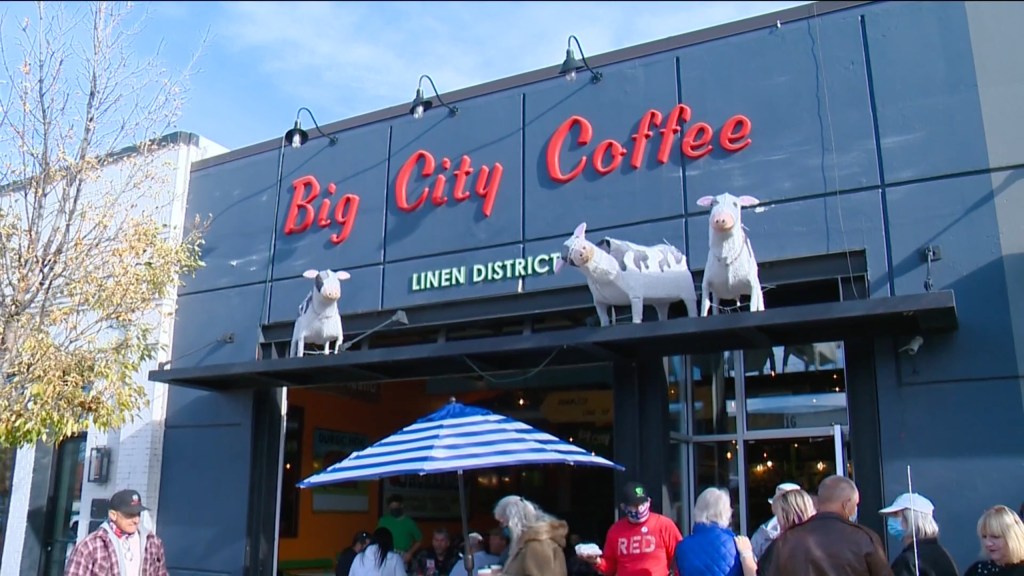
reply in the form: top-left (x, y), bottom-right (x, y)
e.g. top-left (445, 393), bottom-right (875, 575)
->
top-left (0, 1), bottom-right (207, 446)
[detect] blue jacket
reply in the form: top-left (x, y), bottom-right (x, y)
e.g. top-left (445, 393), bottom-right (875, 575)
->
top-left (674, 523), bottom-right (741, 576)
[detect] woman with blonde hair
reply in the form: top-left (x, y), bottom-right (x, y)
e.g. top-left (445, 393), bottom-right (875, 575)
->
top-left (493, 495), bottom-right (568, 576)
top-left (751, 488), bottom-right (816, 576)
top-left (964, 505), bottom-right (1024, 576)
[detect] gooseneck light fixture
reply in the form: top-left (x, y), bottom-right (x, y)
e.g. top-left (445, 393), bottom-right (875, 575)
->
top-left (409, 75), bottom-right (459, 119)
top-left (560, 35), bottom-right (603, 84)
top-left (284, 107), bottom-right (338, 149)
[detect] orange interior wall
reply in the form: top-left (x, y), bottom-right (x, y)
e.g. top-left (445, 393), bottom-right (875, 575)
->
top-left (278, 384), bottom-right (494, 562)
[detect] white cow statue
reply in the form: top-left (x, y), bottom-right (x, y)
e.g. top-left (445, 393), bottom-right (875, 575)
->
top-left (290, 268), bottom-right (351, 357)
top-left (556, 222), bottom-right (698, 326)
top-left (698, 193), bottom-right (764, 316)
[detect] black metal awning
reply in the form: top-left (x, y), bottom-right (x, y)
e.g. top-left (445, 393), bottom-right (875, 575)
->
top-left (150, 290), bottom-right (957, 391)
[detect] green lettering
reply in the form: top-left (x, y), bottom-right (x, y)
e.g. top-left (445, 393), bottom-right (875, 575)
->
top-left (472, 264), bottom-right (486, 283)
top-left (534, 254), bottom-right (550, 274)
top-left (426, 269), bottom-right (440, 289)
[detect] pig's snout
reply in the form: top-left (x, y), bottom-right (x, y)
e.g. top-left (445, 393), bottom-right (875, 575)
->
top-left (711, 212), bottom-right (735, 231)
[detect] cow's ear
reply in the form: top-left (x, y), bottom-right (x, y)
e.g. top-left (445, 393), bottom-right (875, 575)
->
top-left (573, 222), bottom-right (587, 238)
top-left (696, 196), bottom-right (715, 207)
top-left (336, 271), bottom-right (352, 281)
top-left (737, 195), bottom-right (760, 207)
top-left (303, 269), bottom-right (319, 279)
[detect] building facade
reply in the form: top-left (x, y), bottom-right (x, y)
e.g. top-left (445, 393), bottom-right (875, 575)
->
top-left (151, 2), bottom-right (1023, 575)
top-left (0, 132), bottom-right (227, 576)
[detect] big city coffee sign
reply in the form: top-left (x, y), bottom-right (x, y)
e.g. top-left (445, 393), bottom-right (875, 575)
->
top-left (281, 104), bottom-right (752, 245)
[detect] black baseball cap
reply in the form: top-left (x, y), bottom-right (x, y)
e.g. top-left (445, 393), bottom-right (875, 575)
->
top-left (352, 531), bottom-right (371, 545)
top-left (109, 489), bottom-right (148, 515)
top-left (621, 482), bottom-right (651, 507)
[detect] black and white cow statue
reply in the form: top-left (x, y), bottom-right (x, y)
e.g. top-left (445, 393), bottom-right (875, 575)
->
top-left (556, 222), bottom-right (698, 326)
top-left (290, 268), bottom-right (351, 357)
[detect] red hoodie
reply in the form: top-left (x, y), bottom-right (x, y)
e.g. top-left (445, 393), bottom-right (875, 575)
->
top-left (596, 513), bottom-right (682, 576)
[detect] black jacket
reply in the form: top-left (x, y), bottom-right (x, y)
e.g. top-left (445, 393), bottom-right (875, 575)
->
top-left (964, 561), bottom-right (1024, 576)
top-left (336, 547), bottom-right (358, 576)
top-left (890, 538), bottom-right (958, 576)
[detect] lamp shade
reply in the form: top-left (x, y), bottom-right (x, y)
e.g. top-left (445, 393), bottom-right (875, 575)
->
top-left (559, 48), bottom-right (580, 75)
top-left (284, 120), bottom-right (309, 148)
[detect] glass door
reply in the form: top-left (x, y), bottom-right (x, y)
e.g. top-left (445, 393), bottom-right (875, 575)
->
top-left (42, 434), bottom-right (86, 576)
top-left (668, 341), bottom-right (852, 536)
top-left (744, 425), bottom-right (849, 534)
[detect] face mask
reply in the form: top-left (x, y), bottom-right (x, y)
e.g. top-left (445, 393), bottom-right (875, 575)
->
top-left (390, 507), bottom-right (403, 518)
top-left (502, 527), bottom-right (510, 539)
top-left (848, 508), bottom-right (859, 523)
top-left (886, 517), bottom-right (905, 539)
top-left (624, 500), bottom-right (651, 524)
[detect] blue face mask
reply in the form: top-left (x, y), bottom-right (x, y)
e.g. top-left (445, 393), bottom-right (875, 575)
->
top-left (887, 517), bottom-right (905, 538)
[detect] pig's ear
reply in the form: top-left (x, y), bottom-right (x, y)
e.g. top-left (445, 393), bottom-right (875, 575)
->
top-left (336, 271), bottom-right (352, 281)
top-left (554, 256), bottom-right (565, 273)
top-left (738, 195), bottom-right (760, 207)
top-left (302, 269), bottom-right (319, 279)
top-left (696, 196), bottom-right (715, 207)
top-left (573, 222), bottom-right (587, 238)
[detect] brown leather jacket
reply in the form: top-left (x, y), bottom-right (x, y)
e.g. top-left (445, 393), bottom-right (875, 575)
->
top-left (763, 512), bottom-right (893, 576)
top-left (504, 520), bottom-right (569, 576)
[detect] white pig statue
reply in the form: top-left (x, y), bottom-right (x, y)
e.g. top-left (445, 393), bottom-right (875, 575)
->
top-left (556, 222), bottom-right (698, 326)
top-left (698, 193), bottom-right (764, 316)
top-left (290, 268), bottom-right (351, 357)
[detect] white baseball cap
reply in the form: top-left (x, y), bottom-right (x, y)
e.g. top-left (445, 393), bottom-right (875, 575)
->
top-left (768, 482), bottom-right (801, 504)
top-left (879, 493), bottom-right (935, 514)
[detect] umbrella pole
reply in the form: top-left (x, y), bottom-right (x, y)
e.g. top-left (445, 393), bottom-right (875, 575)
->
top-left (459, 469), bottom-right (474, 573)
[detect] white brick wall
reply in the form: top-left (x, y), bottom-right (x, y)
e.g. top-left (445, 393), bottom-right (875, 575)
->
top-left (0, 134), bottom-right (227, 575)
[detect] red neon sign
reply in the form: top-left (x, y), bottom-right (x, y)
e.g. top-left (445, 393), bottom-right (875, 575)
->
top-left (546, 105), bottom-right (751, 183)
top-left (281, 103), bottom-right (752, 245)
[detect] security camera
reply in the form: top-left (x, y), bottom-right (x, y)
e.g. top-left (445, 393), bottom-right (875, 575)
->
top-left (899, 336), bottom-right (924, 356)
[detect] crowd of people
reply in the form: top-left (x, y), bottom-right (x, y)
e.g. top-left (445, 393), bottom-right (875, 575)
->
top-left (334, 480), bottom-right (1023, 576)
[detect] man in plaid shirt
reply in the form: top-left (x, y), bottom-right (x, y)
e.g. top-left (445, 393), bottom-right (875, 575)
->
top-left (65, 488), bottom-right (168, 576)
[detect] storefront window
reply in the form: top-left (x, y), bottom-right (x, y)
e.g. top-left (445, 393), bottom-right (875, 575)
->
top-left (668, 341), bottom-right (851, 536)
top-left (279, 405), bottom-right (304, 539)
top-left (691, 353), bottom-right (736, 435)
top-left (744, 343), bottom-right (848, 431)
top-left (744, 436), bottom-right (839, 531)
top-left (693, 442), bottom-right (739, 532)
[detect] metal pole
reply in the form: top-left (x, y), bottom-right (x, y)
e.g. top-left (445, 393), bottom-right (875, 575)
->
top-left (458, 470), bottom-right (474, 573)
top-left (907, 465), bottom-right (920, 576)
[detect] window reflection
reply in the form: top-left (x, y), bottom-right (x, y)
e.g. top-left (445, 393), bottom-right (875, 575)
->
top-left (745, 437), bottom-right (841, 531)
top-left (691, 353), bottom-right (736, 435)
top-left (665, 356), bottom-right (685, 434)
top-left (693, 442), bottom-right (740, 533)
top-left (744, 343), bottom-right (848, 431)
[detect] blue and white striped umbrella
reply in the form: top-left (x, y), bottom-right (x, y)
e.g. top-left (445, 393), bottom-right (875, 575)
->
top-left (298, 399), bottom-right (623, 487)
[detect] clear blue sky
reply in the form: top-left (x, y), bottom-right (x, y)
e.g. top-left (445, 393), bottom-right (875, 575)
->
top-left (3, 1), bottom-right (809, 151)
